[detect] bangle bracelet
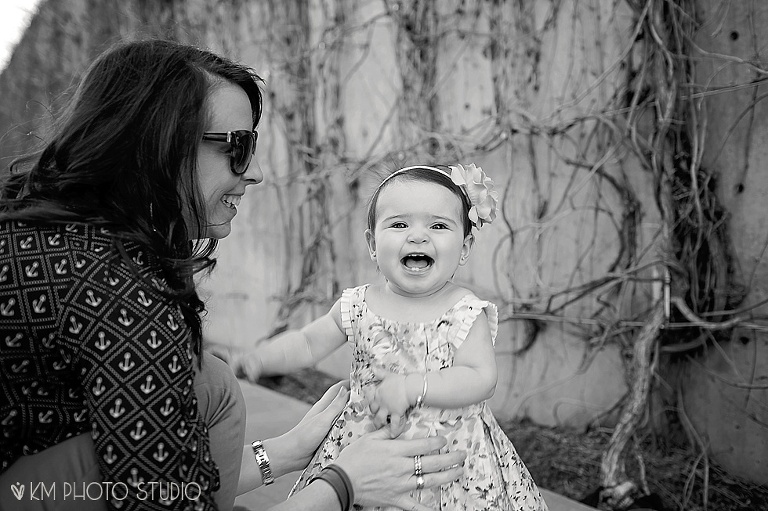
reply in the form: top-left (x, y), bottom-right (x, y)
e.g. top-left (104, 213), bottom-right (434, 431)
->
top-left (251, 440), bottom-right (274, 485)
top-left (310, 464), bottom-right (354, 511)
top-left (326, 464), bottom-right (354, 510)
top-left (414, 372), bottom-right (428, 408)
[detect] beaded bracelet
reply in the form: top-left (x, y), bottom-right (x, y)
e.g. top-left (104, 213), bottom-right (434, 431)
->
top-left (310, 464), bottom-right (354, 511)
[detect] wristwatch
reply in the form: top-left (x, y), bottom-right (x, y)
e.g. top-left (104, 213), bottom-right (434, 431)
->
top-left (251, 440), bottom-right (274, 485)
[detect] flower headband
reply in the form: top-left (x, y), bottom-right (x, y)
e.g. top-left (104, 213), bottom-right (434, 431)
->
top-left (377, 163), bottom-right (499, 229)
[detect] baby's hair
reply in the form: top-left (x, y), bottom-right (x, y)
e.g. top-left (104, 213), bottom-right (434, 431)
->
top-left (366, 165), bottom-right (473, 237)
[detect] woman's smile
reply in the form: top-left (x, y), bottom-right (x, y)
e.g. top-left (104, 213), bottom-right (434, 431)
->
top-left (221, 194), bottom-right (242, 210)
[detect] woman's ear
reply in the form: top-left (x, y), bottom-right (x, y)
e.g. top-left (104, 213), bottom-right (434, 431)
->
top-left (365, 229), bottom-right (377, 260)
top-left (459, 233), bottom-right (474, 265)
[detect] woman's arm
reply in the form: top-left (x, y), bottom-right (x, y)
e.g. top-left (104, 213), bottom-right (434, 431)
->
top-left (234, 299), bottom-right (347, 381)
top-left (66, 267), bottom-right (220, 510)
top-left (237, 382), bottom-right (350, 495)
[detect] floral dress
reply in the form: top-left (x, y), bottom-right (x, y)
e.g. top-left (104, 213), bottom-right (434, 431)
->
top-left (290, 285), bottom-right (548, 511)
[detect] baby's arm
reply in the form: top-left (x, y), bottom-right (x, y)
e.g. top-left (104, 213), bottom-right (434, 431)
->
top-left (235, 299), bottom-right (347, 381)
top-left (371, 311), bottom-right (497, 434)
top-left (417, 311), bottom-right (498, 407)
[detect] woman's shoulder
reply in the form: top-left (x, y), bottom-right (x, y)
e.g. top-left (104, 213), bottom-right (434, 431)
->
top-left (1, 218), bottom-right (113, 246)
top-left (0, 219), bottom-right (108, 264)
top-left (0, 219), bottom-right (160, 290)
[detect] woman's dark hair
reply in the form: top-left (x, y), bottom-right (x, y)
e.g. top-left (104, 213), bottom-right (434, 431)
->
top-left (0, 39), bottom-right (264, 361)
top-left (366, 166), bottom-right (473, 237)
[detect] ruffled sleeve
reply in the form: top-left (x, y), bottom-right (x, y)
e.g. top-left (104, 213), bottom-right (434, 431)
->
top-left (453, 295), bottom-right (499, 348)
top-left (339, 286), bottom-right (364, 346)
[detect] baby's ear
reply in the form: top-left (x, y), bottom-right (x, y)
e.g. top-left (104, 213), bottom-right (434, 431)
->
top-left (365, 229), bottom-right (377, 261)
top-left (459, 233), bottom-right (474, 265)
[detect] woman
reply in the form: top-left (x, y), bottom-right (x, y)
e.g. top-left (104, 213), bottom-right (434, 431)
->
top-left (0, 39), bottom-right (464, 511)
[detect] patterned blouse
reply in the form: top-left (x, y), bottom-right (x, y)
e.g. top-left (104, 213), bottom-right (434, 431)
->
top-left (0, 220), bottom-right (219, 510)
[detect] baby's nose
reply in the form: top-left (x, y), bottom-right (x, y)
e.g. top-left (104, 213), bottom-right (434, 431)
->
top-left (407, 228), bottom-right (429, 243)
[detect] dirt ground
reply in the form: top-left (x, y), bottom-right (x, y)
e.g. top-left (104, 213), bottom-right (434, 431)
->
top-left (501, 418), bottom-right (768, 511)
top-left (258, 369), bottom-right (768, 511)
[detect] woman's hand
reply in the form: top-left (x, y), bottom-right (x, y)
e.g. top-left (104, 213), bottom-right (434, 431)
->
top-left (268, 381), bottom-right (349, 477)
top-left (240, 381), bottom-right (349, 496)
top-left (334, 428), bottom-right (465, 511)
top-left (290, 381), bottom-right (349, 468)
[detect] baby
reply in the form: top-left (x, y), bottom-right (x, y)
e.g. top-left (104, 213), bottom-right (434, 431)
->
top-left (236, 164), bottom-right (548, 510)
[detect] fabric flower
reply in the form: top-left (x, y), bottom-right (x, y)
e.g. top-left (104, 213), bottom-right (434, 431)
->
top-left (449, 163), bottom-right (499, 229)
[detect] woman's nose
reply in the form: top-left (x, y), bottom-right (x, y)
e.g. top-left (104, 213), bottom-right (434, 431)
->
top-left (243, 157), bottom-right (264, 185)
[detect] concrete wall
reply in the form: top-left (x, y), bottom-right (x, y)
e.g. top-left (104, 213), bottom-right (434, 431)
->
top-left (0, 0), bottom-right (765, 485)
top-left (680, 0), bottom-right (768, 483)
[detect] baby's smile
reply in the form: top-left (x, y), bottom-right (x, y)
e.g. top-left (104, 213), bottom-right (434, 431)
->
top-left (401, 253), bottom-right (434, 272)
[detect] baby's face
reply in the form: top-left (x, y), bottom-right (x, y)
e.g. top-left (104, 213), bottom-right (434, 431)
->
top-left (367, 179), bottom-right (472, 298)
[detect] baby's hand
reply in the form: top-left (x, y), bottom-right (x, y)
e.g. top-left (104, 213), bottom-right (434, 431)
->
top-left (369, 367), bottom-right (411, 437)
top-left (204, 344), bottom-right (264, 383)
top-left (231, 352), bottom-right (264, 383)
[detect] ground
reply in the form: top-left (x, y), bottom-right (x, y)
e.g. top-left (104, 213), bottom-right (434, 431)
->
top-left (258, 368), bottom-right (768, 511)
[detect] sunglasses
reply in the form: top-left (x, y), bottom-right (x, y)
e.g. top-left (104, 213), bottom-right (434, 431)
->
top-left (202, 130), bottom-right (258, 175)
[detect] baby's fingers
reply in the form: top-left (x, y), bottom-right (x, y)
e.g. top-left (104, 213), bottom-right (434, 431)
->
top-left (389, 414), bottom-right (406, 438)
top-left (373, 407), bottom-right (390, 429)
top-left (232, 354), bottom-right (261, 382)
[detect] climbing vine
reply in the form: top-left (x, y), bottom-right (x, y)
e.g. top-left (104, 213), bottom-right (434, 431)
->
top-left (258, 1), bottom-right (767, 509)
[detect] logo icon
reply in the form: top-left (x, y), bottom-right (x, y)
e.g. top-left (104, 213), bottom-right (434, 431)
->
top-left (11, 482), bottom-right (24, 500)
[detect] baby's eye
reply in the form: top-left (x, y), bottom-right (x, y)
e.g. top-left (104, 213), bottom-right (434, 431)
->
top-left (431, 223), bottom-right (449, 230)
top-left (390, 221), bottom-right (407, 229)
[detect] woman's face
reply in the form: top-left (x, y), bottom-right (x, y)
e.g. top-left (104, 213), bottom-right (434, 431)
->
top-left (193, 82), bottom-right (263, 240)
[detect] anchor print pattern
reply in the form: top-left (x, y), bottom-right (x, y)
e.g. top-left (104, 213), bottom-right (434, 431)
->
top-left (0, 220), bottom-right (219, 510)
